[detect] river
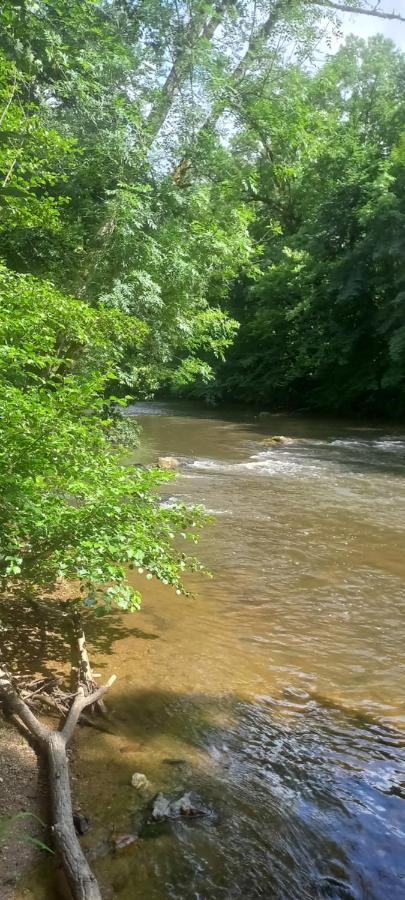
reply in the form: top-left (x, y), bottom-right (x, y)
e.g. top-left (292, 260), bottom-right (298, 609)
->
top-left (25, 403), bottom-right (405, 899)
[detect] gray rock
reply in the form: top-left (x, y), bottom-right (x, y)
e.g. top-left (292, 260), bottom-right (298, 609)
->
top-left (73, 812), bottom-right (90, 835)
top-left (151, 791), bottom-right (214, 822)
top-left (260, 435), bottom-right (295, 446)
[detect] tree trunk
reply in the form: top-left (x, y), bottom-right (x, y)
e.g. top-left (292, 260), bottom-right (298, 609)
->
top-left (146, 0), bottom-right (234, 143)
top-left (171, 0), bottom-right (294, 184)
top-left (47, 731), bottom-right (102, 900)
top-left (0, 667), bottom-right (116, 900)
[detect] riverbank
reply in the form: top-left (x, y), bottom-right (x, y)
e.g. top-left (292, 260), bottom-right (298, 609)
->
top-left (0, 581), bottom-right (91, 899)
top-left (0, 721), bottom-right (40, 899)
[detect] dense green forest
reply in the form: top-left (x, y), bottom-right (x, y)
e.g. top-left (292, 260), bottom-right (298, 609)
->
top-left (1, 0), bottom-right (404, 418)
top-left (221, 35), bottom-right (405, 415)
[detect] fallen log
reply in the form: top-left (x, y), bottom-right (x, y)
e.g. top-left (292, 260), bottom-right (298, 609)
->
top-left (0, 666), bottom-right (116, 900)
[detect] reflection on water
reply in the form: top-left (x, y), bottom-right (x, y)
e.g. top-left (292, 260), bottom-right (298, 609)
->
top-left (22, 404), bottom-right (405, 899)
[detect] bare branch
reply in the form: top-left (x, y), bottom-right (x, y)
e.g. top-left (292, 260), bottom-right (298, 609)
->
top-left (62, 675), bottom-right (116, 744)
top-left (146, 0), bottom-right (235, 142)
top-left (0, 668), bottom-right (50, 742)
top-left (310, 0), bottom-right (405, 23)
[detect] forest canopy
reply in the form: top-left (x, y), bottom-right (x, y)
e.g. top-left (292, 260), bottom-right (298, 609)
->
top-left (1, 0), bottom-right (404, 420)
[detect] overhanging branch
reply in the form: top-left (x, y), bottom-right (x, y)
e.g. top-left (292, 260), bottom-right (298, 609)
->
top-left (310, 0), bottom-right (405, 22)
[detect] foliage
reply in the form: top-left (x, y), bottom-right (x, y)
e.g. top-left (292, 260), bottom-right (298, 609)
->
top-left (0, 811), bottom-right (53, 854)
top-left (0, 48), bottom-right (75, 232)
top-left (219, 37), bottom-right (405, 416)
top-left (0, 267), bottom-right (205, 610)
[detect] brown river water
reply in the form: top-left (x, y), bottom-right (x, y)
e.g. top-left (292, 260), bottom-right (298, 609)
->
top-left (19, 403), bottom-right (405, 900)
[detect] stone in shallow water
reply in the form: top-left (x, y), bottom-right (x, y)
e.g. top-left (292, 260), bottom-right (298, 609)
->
top-left (162, 758), bottom-right (188, 767)
top-left (73, 811), bottom-right (90, 835)
top-left (260, 435), bottom-right (295, 446)
top-left (131, 772), bottom-right (152, 794)
top-left (151, 793), bottom-right (172, 820)
top-left (112, 833), bottom-right (138, 852)
top-left (318, 876), bottom-right (358, 899)
top-left (150, 791), bottom-right (215, 822)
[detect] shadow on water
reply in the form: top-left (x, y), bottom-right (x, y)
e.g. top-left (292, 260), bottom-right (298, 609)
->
top-left (17, 680), bottom-right (405, 900)
top-left (0, 594), bottom-right (159, 682)
top-left (86, 685), bottom-right (405, 900)
top-left (2, 619), bottom-right (405, 893)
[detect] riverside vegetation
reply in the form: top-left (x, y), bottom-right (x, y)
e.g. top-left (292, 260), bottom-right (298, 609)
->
top-left (0, 1), bottom-right (405, 898)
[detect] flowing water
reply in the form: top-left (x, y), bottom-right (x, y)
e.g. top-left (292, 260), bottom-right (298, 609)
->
top-left (22, 403), bottom-right (405, 899)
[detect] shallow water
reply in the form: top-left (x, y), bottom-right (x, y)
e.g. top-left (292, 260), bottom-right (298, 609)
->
top-left (21, 403), bottom-right (405, 899)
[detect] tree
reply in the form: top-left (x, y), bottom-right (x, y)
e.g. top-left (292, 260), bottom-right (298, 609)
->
top-left (0, 266), bottom-right (205, 603)
top-left (0, 264), bottom-right (207, 897)
top-left (2, 1), bottom-right (403, 405)
top-left (217, 36), bottom-right (405, 416)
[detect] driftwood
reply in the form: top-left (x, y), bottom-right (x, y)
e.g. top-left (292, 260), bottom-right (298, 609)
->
top-left (23, 598), bottom-right (108, 719)
top-left (71, 611), bottom-right (108, 718)
top-left (0, 666), bottom-right (116, 900)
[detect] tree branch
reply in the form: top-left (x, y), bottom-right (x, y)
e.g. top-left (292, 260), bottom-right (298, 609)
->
top-left (0, 668), bottom-right (50, 742)
top-left (62, 675), bottom-right (116, 744)
top-left (171, 0), bottom-right (293, 184)
top-left (1, 666), bottom-right (116, 900)
top-left (311, 0), bottom-right (405, 22)
top-left (146, 0), bottom-right (235, 142)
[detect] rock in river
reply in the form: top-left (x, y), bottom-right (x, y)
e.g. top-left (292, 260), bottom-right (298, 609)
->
top-left (151, 791), bottom-right (215, 822)
top-left (260, 435), bottom-right (295, 446)
top-left (112, 833), bottom-right (139, 853)
top-left (131, 772), bottom-right (152, 796)
top-left (73, 811), bottom-right (90, 835)
top-left (157, 456), bottom-right (180, 469)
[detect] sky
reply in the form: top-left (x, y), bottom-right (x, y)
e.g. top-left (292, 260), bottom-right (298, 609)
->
top-left (333, 1), bottom-right (405, 51)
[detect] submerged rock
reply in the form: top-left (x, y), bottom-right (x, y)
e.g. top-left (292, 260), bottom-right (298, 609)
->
top-left (318, 876), bottom-right (358, 899)
top-left (88, 831), bottom-right (140, 860)
top-left (150, 791), bottom-right (215, 822)
top-left (260, 435), bottom-right (294, 446)
top-left (131, 772), bottom-right (152, 795)
top-left (162, 758), bottom-right (188, 767)
top-left (73, 811), bottom-right (90, 835)
top-left (112, 833), bottom-right (139, 852)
